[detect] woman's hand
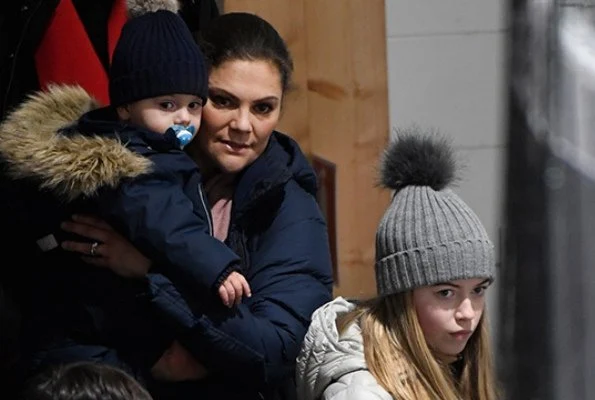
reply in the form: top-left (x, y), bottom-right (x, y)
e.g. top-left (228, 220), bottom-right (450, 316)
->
top-left (151, 340), bottom-right (208, 381)
top-left (61, 214), bottom-right (151, 278)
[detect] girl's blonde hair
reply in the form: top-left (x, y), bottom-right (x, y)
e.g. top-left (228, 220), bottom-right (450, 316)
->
top-left (336, 292), bottom-right (498, 400)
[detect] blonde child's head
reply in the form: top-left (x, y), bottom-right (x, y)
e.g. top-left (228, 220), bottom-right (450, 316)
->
top-left (339, 128), bottom-right (498, 399)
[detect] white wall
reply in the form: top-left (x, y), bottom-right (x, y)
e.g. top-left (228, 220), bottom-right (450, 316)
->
top-left (384, 0), bottom-right (509, 338)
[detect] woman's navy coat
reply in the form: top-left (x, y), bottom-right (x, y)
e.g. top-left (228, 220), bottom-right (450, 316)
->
top-left (148, 130), bottom-right (334, 399)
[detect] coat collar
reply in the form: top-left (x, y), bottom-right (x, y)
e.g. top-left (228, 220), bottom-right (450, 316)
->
top-left (232, 132), bottom-right (318, 219)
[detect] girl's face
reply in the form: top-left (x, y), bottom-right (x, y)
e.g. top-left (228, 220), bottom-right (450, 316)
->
top-left (193, 59), bottom-right (283, 176)
top-left (412, 278), bottom-right (491, 362)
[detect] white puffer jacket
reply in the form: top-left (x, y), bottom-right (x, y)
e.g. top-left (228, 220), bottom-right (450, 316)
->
top-left (295, 297), bottom-right (393, 400)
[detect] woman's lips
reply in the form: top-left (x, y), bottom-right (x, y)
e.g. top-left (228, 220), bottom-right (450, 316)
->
top-left (221, 140), bottom-right (249, 152)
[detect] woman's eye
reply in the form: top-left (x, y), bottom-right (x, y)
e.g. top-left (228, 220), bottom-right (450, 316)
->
top-left (253, 103), bottom-right (273, 115)
top-left (210, 95), bottom-right (231, 108)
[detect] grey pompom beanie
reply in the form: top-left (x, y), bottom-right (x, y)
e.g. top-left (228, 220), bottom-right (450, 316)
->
top-left (375, 130), bottom-right (495, 296)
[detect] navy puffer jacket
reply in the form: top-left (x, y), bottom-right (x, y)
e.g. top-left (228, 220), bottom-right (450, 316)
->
top-left (147, 127), bottom-right (335, 399)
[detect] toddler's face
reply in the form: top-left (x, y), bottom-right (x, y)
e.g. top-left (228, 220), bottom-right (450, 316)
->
top-left (117, 94), bottom-right (203, 134)
top-left (412, 278), bottom-right (491, 363)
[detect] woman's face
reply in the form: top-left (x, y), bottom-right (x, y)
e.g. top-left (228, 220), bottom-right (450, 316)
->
top-left (412, 278), bottom-right (491, 362)
top-left (194, 59), bottom-right (283, 176)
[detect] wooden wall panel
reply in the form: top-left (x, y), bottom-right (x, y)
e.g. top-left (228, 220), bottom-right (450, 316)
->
top-left (223, 0), bottom-right (389, 299)
top-left (302, 0), bottom-right (389, 298)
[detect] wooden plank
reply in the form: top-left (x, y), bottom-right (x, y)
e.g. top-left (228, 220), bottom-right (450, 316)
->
top-left (303, 0), bottom-right (389, 299)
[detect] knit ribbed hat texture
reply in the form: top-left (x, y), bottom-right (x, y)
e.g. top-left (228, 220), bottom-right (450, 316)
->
top-left (375, 130), bottom-right (495, 295)
top-left (109, 8), bottom-right (208, 107)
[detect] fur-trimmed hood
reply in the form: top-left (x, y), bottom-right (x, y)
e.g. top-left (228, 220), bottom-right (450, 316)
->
top-left (0, 85), bottom-right (151, 201)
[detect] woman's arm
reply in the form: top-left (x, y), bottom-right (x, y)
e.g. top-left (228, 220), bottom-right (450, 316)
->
top-left (63, 183), bottom-right (333, 388)
top-left (61, 214), bottom-right (152, 277)
top-left (61, 215), bottom-right (210, 381)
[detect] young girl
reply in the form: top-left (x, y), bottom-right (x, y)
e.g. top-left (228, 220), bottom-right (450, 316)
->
top-left (296, 131), bottom-right (499, 400)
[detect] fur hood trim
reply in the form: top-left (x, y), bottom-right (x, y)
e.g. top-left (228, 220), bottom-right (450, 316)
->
top-left (0, 85), bottom-right (152, 201)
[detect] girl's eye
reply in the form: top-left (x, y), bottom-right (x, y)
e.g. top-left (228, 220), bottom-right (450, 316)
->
top-left (253, 103), bottom-right (273, 115)
top-left (473, 286), bottom-right (487, 296)
top-left (437, 289), bottom-right (454, 298)
top-left (159, 101), bottom-right (175, 110)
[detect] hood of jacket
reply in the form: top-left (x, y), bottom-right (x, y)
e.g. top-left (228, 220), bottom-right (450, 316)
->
top-left (275, 132), bottom-right (318, 197)
top-left (0, 84), bottom-right (151, 201)
top-left (233, 131), bottom-right (318, 218)
top-left (296, 297), bottom-right (370, 400)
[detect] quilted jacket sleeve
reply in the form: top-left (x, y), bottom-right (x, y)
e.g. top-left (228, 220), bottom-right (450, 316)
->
top-left (96, 156), bottom-right (240, 295)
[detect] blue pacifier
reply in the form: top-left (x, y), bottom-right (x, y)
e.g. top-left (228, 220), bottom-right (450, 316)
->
top-left (168, 124), bottom-right (196, 149)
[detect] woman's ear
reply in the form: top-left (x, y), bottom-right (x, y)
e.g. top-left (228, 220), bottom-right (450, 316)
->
top-left (116, 105), bottom-right (130, 121)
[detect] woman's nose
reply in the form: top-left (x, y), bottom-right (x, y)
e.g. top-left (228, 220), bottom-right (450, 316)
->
top-left (229, 108), bottom-right (251, 133)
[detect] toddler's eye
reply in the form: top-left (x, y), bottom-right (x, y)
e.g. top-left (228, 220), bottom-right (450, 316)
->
top-left (159, 101), bottom-right (175, 110)
top-left (188, 101), bottom-right (203, 110)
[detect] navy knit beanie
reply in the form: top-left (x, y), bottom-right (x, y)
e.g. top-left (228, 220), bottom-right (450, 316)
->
top-left (109, 9), bottom-right (208, 107)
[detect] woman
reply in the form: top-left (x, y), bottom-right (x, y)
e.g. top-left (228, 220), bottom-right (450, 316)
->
top-left (58, 12), bottom-right (333, 399)
top-left (295, 132), bottom-right (499, 400)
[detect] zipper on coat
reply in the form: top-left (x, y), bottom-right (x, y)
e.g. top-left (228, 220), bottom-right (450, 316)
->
top-left (197, 182), bottom-right (214, 236)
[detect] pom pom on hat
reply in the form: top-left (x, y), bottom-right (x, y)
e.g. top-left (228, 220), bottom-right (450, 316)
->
top-left (380, 127), bottom-right (456, 192)
top-left (126, 0), bottom-right (181, 17)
